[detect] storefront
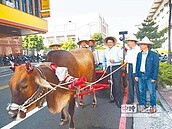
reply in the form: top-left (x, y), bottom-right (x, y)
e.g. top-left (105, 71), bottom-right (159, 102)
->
top-left (0, 0), bottom-right (48, 56)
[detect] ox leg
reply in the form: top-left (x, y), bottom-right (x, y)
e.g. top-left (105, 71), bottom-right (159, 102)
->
top-left (68, 98), bottom-right (75, 129)
top-left (92, 92), bottom-right (97, 108)
top-left (59, 108), bottom-right (68, 126)
top-left (79, 95), bottom-right (85, 108)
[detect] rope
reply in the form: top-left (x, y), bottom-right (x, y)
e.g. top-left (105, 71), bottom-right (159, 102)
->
top-left (19, 63), bottom-right (126, 111)
top-left (99, 67), bottom-right (108, 80)
top-left (49, 82), bottom-right (76, 91)
top-left (92, 63), bottom-right (126, 85)
top-left (80, 63), bottom-right (126, 91)
top-left (20, 79), bottom-right (76, 110)
top-left (20, 82), bottom-right (60, 110)
top-left (110, 66), bottom-right (114, 100)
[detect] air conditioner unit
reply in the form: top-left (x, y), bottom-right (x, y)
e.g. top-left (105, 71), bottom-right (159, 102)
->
top-left (6, 1), bottom-right (14, 8)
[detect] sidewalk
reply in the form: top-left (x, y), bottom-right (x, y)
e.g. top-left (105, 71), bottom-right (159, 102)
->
top-left (132, 87), bottom-right (172, 129)
top-left (133, 104), bottom-right (172, 129)
top-left (158, 87), bottom-right (172, 110)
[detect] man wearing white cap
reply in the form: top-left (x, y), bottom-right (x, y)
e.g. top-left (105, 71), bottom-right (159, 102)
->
top-left (135, 37), bottom-right (159, 113)
top-left (125, 35), bottom-right (140, 104)
top-left (103, 36), bottom-right (123, 108)
top-left (49, 42), bottom-right (61, 50)
top-left (77, 40), bottom-right (88, 48)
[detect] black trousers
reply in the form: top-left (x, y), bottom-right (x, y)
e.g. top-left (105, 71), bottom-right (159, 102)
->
top-left (107, 65), bottom-right (123, 104)
top-left (127, 63), bottom-right (140, 103)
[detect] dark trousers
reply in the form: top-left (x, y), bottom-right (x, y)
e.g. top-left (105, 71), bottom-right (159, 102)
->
top-left (127, 63), bottom-right (140, 103)
top-left (108, 65), bottom-right (123, 104)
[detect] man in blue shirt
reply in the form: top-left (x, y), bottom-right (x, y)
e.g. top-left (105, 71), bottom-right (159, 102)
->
top-left (103, 36), bottom-right (123, 108)
top-left (135, 37), bottom-right (159, 113)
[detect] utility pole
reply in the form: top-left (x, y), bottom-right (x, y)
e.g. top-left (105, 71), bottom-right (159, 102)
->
top-left (168, 0), bottom-right (172, 63)
top-left (119, 31), bottom-right (128, 60)
top-left (119, 31), bottom-right (128, 88)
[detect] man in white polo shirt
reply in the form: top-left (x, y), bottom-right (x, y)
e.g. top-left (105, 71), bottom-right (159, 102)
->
top-left (125, 35), bottom-right (140, 104)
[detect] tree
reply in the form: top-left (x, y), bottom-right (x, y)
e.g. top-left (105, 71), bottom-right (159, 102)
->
top-left (91, 33), bottom-right (103, 45)
top-left (60, 39), bottom-right (77, 51)
top-left (22, 35), bottom-right (44, 52)
top-left (134, 19), bottom-right (167, 49)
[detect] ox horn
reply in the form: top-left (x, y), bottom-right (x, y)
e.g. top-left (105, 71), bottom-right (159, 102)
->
top-left (25, 62), bottom-right (34, 74)
top-left (10, 61), bottom-right (19, 71)
top-left (35, 76), bottom-right (56, 90)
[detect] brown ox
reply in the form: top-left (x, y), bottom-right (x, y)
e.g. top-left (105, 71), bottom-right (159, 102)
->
top-left (7, 48), bottom-right (96, 129)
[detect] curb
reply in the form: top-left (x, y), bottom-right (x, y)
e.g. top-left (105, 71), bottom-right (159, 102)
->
top-left (157, 90), bottom-right (172, 120)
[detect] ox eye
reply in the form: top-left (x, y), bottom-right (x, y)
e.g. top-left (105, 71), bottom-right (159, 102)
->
top-left (21, 85), bottom-right (28, 90)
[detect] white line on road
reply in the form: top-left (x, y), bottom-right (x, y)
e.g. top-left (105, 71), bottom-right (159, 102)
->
top-left (0, 70), bottom-right (10, 73)
top-left (0, 85), bottom-right (9, 91)
top-left (0, 73), bottom-right (13, 78)
top-left (1, 103), bottom-right (47, 129)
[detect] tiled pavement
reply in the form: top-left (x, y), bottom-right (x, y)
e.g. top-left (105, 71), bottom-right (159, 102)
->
top-left (132, 88), bottom-right (172, 129)
top-left (158, 87), bottom-right (172, 110)
top-left (133, 104), bottom-right (172, 129)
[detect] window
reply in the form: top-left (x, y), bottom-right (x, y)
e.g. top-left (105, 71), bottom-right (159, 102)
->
top-left (66, 23), bottom-right (75, 31)
top-left (164, 2), bottom-right (168, 8)
top-left (55, 25), bottom-right (65, 32)
top-left (22, 0), bottom-right (27, 12)
top-left (160, 9), bottom-right (164, 13)
top-left (14, 0), bottom-right (20, 9)
top-left (35, 0), bottom-right (39, 16)
top-left (157, 13), bottom-right (160, 18)
top-left (28, 0), bottom-right (33, 14)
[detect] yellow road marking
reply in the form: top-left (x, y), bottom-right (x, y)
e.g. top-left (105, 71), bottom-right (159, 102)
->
top-left (0, 85), bottom-right (9, 91)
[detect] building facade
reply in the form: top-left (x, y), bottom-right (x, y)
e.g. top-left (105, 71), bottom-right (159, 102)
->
top-left (0, 0), bottom-right (48, 56)
top-left (42, 13), bottom-right (108, 46)
top-left (147, 0), bottom-right (170, 50)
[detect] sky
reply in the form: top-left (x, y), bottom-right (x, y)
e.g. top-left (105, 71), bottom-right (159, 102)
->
top-left (50, 0), bottom-right (154, 37)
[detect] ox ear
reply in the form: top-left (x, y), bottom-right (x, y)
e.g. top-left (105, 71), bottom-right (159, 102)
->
top-left (35, 76), bottom-right (56, 90)
top-left (10, 61), bottom-right (19, 72)
top-left (25, 62), bottom-right (34, 74)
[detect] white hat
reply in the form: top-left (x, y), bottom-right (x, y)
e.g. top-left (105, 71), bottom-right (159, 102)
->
top-left (137, 37), bottom-right (154, 45)
top-left (104, 36), bottom-right (117, 44)
top-left (77, 39), bottom-right (88, 45)
top-left (49, 42), bottom-right (61, 47)
top-left (125, 35), bottom-right (138, 42)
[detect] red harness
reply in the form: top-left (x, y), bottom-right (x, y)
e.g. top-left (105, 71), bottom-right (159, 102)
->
top-left (50, 63), bottom-right (110, 97)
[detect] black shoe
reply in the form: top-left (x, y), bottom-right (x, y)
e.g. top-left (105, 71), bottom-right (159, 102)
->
top-left (116, 101), bottom-right (121, 108)
top-left (109, 100), bottom-right (115, 103)
top-left (126, 100), bottom-right (134, 104)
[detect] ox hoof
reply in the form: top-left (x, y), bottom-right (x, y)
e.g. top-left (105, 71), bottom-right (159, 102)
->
top-left (59, 119), bottom-right (68, 126)
top-left (92, 103), bottom-right (97, 108)
top-left (37, 105), bottom-right (43, 108)
top-left (78, 103), bottom-right (84, 109)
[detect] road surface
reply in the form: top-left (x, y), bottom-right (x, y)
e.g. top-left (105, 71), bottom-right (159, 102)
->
top-left (0, 66), bottom-right (132, 129)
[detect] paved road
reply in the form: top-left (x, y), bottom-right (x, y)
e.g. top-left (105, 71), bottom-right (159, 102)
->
top-left (0, 66), bottom-right (13, 87)
top-left (0, 66), bottom-right (132, 129)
